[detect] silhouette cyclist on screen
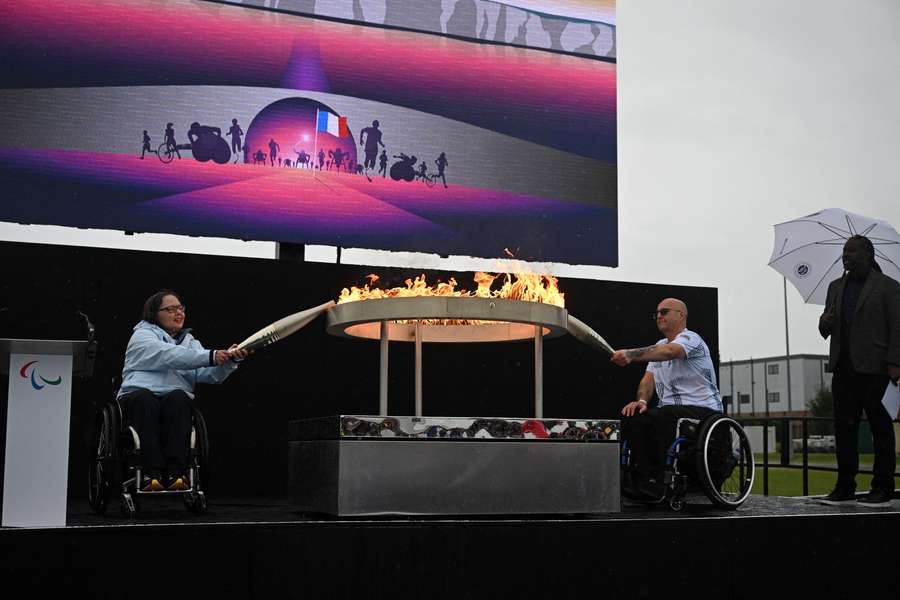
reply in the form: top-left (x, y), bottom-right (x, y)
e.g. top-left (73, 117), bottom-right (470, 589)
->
top-left (164, 123), bottom-right (181, 159)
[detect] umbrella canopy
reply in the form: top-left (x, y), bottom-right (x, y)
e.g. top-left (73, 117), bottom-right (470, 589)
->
top-left (769, 208), bottom-right (900, 305)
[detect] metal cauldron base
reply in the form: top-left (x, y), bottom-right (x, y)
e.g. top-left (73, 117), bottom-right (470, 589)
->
top-left (288, 416), bottom-right (621, 516)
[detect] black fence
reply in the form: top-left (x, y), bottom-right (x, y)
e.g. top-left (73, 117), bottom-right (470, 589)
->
top-left (733, 415), bottom-right (898, 497)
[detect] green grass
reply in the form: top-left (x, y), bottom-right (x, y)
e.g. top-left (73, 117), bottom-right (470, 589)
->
top-left (751, 466), bottom-right (874, 497)
top-left (754, 453), bottom-right (877, 468)
top-left (750, 453), bottom-right (899, 496)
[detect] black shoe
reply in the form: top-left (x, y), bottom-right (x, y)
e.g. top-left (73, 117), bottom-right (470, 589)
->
top-left (634, 480), bottom-right (667, 502)
top-left (857, 489), bottom-right (893, 508)
top-left (818, 487), bottom-right (856, 505)
top-left (622, 479), bottom-right (642, 501)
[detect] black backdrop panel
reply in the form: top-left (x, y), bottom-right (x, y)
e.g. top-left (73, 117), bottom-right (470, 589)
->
top-left (0, 241), bottom-right (717, 499)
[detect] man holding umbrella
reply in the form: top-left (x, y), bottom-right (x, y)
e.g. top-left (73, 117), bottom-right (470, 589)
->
top-left (818, 235), bottom-right (900, 507)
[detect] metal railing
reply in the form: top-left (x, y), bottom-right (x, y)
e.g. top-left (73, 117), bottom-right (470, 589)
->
top-left (733, 415), bottom-right (898, 497)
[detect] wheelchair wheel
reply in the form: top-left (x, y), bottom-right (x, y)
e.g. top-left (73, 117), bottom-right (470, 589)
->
top-left (695, 415), bottom-right (754, 509)
top-left (191, 407), bottom-right (210, 492)
top-left (88, 404), bottom-right (119, 515)
top-left (157, 142), bottom-right (174, 164)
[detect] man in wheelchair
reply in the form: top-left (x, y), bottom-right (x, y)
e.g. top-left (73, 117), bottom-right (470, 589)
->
top-left (610, 298), bottom-right (724, 502)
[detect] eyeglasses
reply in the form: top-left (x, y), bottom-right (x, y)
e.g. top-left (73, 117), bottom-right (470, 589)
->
top-left (158, 304), bottom-right (186, 314)
top-left (653, 308), bottom-right (682, 319)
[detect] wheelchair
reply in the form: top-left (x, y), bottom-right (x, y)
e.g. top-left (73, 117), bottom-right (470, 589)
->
top-left (621, 413), bottom-right (755, 511)
top-left (87, 392), bottom-right (210, 518)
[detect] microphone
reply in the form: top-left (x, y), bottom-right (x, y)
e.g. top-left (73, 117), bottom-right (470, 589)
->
top-left (76, 310), bottom-right (96, 340)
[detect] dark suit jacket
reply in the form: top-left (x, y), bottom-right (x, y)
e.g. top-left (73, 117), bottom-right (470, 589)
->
top-left (820, 269), bottom-right (900, 374)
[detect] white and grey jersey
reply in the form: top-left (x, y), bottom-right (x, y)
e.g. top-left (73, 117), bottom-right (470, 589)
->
top-left (646, 329), bottom-right (722, 411)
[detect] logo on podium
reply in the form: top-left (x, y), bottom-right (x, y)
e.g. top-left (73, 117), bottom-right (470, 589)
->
top-left (19, 360), bottom-right (62, 391)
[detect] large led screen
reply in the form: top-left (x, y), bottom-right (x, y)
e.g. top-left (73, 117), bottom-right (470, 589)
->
top-left (0, 0), bottom-right (617, 265)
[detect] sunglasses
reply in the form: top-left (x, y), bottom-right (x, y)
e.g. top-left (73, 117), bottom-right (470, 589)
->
top-left (653, 308), bottom-right (683, 320)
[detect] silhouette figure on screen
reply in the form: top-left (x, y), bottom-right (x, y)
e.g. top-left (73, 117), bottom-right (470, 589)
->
top-left (329, 147), bottom-right (348, 172)
top-left (295, 149), bottom-right (310, 168)
top-left (416, 160), bottom-right (428, 180)
top-left (268, 138), bottom-right (280, 166)
top-left (140, 131), bottom-right (155, 159)
top-left (435, 152), bottom-right (449, 188)
top-left (390, 153), bottom-right (417, 182)
top-left (378, 150), bottom-right (388, 178)
top-left (253, 149), bottom-right (266, 165)
top-left (227, 118), bottom-right (244, 162)
top-left (164, 123), bottom-right (181, 159)
top-left (187, 122), bottom-right (230, 164)
top-left (359, 120), bottom-right (385, 171)
top-left (318, 149), bottom-right (326, 170)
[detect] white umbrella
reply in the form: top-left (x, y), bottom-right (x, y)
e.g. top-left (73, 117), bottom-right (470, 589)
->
top-left (768, 208), bottom-right (900, 305)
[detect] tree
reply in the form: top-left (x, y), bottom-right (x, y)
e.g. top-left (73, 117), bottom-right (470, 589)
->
top-left (807, 386), bottom-right (833, 435)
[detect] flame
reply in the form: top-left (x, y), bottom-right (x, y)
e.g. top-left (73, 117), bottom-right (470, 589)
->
top-left (337, 272), bottom-right (564, 325)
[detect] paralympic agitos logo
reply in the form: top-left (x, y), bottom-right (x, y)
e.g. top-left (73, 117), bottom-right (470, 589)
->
top-left (19, 360), bottom-right (62, 390)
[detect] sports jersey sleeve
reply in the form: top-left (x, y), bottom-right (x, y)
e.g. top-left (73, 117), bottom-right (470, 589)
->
top-left (646, 339), bottom-right (666, 374)
top-left (672, 331), bottom-right (707, 360)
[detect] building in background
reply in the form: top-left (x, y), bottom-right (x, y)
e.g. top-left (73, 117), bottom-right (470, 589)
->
top-left (719, 355), bottom-right (831, 417)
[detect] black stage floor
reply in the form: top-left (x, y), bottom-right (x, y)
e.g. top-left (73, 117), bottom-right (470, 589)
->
top-left (3, 495), bottom-right (898, 599)
top-left (52, 492), bottom-right (897, 526)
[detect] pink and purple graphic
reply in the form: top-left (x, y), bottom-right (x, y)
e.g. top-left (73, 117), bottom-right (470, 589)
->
top-left (244, 99), bottom-right (357, 170)
top-left (0, 0), bottom-right (617, 266)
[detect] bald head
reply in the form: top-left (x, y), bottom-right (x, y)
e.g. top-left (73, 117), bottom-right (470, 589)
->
top-left (660, 298), bottom-right (687, 316)
top-left (656, 298), bottom-right (688, 339)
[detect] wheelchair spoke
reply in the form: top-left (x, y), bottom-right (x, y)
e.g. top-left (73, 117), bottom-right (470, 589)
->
top-left (696, 416), bottom-right (754, 508)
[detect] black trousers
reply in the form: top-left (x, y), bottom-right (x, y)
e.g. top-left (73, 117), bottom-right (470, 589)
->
top-left (622, 405), bottom-right (719, 483)
top-left (831, 367), bottom-right (895, 492)
top-left (120, 388), bottom-right (193, 475)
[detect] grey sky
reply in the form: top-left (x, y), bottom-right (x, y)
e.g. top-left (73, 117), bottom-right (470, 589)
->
top-left (3, 0), bottom-right (899, 362)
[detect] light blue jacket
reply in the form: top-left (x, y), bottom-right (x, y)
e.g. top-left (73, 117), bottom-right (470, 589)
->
top-left (118, 321), bottom-right (238, 399)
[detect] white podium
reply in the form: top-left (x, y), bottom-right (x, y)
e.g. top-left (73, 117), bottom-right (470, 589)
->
top-left (2, 339), bottom-right (89, 527)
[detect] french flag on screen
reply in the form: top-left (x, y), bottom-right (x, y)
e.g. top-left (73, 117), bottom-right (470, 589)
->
top-left (316, 110), bottom-right (349, 137)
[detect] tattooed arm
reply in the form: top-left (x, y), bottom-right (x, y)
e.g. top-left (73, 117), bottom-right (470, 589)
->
top-left (610, 343), bottom-right (685, 367)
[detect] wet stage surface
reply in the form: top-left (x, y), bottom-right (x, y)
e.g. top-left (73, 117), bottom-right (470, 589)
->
top-left (49, 493), bottom-right (898, 530)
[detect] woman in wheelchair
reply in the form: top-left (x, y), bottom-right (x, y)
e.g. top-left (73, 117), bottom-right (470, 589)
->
top-left (610, 298), bottom-right (753, 510)
top-left (118, 289), bottom-right (248, 492)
